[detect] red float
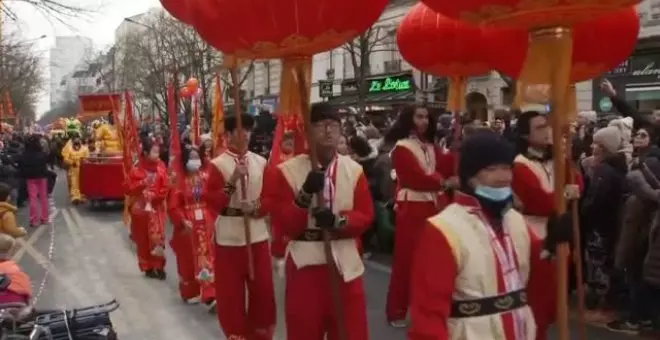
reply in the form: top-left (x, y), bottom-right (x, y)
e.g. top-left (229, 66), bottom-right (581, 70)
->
top-left (189, 0), bottom-right (389, 59)
top-left (420, 0), bottom-right (642, 28)
top-left (397, 3), bottom-right (489, 77)
top-left (160, 0), bottom-right (194, 25)
top-left (486, 6), bottom-right (639, 82)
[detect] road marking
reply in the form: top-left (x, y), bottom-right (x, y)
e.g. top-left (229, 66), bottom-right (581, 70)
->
top-left (13, 208), bottom-right (60, 262)
top-left (61, 208), bottom-right (83, 247)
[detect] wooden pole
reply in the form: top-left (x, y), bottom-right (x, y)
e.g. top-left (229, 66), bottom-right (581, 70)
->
top-left (229, 64), bottom-right (255, 281)
top-left (292, 59), bottom-right (347, 340)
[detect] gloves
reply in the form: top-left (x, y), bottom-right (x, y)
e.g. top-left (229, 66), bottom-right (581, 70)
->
top-left (302, 170), bottom-right (325, 194)
top-left (544, 212), bottom-right (573, 253)
top-left (312, 207), bottom-right (337, 230)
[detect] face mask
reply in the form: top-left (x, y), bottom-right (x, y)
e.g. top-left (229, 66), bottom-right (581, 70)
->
top-left (186, 159), bottom-right (202, 172)
top-left (474, 185), bottom-right (512, 202)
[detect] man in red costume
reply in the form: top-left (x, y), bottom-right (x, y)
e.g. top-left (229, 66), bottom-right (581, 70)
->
top-left (270, 102), bottom-right (374, 340)
top-left (204, 114), bottom-right (276, 339)
top-left (511, 111), bottom-right (581, 340)
top-left (383, 104), bottom-right (455, 327)
top-left (409, 131), bottom-right (572, 340)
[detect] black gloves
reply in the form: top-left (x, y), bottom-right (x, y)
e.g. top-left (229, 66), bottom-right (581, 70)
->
top-left (302, 170), bottom-right (325, 194)
top-left (544, 212), bottom-right (573, 254)
top-left (312, 207), bottom-right (337, 230)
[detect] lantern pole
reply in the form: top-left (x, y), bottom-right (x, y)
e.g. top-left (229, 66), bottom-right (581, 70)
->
top-left (292, 58), bottom-right (348, 340)
top-left (228, 56), bottom-right (255, 281)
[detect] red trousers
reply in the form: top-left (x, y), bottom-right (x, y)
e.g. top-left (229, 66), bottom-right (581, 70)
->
top-left (215, 241), bottom-right (276, 339)
top-left (528, 260), bottom-right (556, 340)
top-left (170, 225), bottom-right (215, 301)
top-left (386, 201), bottom-right (438, 321)
top-left (285, 259), bottom-right (368, 340)
top-left (130, 212), bottom-right (165, 272)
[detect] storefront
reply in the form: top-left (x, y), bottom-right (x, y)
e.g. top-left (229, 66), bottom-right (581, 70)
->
top-left (324, 72), bottom-right (415, 109)
top-left (592, 49), bottom-right (660, 114)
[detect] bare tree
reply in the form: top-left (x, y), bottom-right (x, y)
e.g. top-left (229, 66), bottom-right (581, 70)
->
top-left (2, 0), bottom-right (91, 25)
top-left (114, 12), bottom-right (254, 126)
top-left (343, 26), bottom-right (397, 114)
top-left (0, 34), bottom-right (44, 123)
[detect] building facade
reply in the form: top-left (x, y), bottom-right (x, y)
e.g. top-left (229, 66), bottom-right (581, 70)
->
top-left (49, 36), bottom-right (93, 107)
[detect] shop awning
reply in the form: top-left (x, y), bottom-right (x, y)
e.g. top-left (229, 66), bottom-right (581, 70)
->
top-left (325, 91), bottom-right (415, 107)
top-left (625, 85), bottom-right (660, 101)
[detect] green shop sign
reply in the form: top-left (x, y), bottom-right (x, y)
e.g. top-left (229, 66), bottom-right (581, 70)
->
top-left (341, 73), bottom-right (414, 95)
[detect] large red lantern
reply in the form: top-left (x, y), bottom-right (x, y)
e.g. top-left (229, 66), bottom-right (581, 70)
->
top-left (160, 0), bottom-right (194, 25)
top-left (487, 6), bottom-right (639, 83)
top-left (190, 0), bottom-right (388, 59)
top-left (420, 0), bottom-right (641, 28)
top-left (397, 3), bottom-right (489, 112)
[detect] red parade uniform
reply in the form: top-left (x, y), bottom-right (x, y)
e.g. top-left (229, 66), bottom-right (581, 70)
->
top-left (271, 153), bottom-right (374, 340)
top-left (125, 157), bottom-right (170, 273)
top-left (204, 149), bottom-right (276, 340)
top-left (386, 137), bottom-right (453, 322)
top-left (264, 152), bottom-right (294, 258)
top-left (409, 192), bottom-right (550, 340)
top-left (512, 154), bottom-right (582, 340)
top-left (168, 171), bottom-right (216, 303)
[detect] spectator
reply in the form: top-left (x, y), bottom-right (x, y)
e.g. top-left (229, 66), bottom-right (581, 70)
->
top-left (0, 183), bottom-right (25, 238)
top-left (17, 135), bottom-right (50, 227)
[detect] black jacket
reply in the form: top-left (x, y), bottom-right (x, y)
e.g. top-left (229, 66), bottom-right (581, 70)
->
top-left (581, 153), bottom-right (628, 238)
top-left (18, 138), bottom-right (50, 179)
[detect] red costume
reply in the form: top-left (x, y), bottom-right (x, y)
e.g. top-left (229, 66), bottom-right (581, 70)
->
top-left (409, 192), bottom-right (549, 339)
top-left (512, 154), bottom-right (582, 340)
top-left (168, 170), bottom-right (216, 303)
top-left (264, 152), bottom-right (294, 258)
top-left (271, 153), bottom-right (374, 340)
top-left (125, 157), bottom-right (169, 273)
top-left (386, 137), bottom-right (454, 322)
top-left (204, 149), bottom-right (276, 339)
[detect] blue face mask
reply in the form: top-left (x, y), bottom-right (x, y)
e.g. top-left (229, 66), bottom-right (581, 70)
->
top-left (474, 185), bottom-right (512, 202)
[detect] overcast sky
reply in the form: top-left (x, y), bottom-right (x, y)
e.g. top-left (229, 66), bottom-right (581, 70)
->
top-left (6, 0), bottom-right (161, 116)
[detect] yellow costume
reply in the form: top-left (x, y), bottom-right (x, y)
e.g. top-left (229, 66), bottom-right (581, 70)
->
top-left (95, 123), bottom-right (122, 155)
top-left (64, 145), bottom-right (89, 202)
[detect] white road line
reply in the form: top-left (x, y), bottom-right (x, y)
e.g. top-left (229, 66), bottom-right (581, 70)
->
top-left (61, 208), bottom-right (83, 247)
top-left (13, 209), bottom-right (60, 262)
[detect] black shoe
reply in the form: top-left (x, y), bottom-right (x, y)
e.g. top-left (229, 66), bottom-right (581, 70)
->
top-left (144, 270), bottom-right (159, 279)
top-left (155, 269), bottom-right (167, 280)
top-left (606, 320), bottom-right (639, 335)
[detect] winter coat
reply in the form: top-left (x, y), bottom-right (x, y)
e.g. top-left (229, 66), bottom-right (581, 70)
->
top-left (615, 169), bottom-right (657, 274)
top-left (0, 201), bottom-right (26, 238)
top-left (17, 137), bottom-right (50, 179)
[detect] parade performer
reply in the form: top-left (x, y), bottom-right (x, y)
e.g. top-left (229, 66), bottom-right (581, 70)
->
top-left (511, 111), bottom-right (581, 340)
top-left (125, 138), bottom-right (170, 280)
top-left (60, 118), bottom-right (82, 161)
top-left (95, 112), bottom-right (122, 155)
top-left (204, 114), bottom-right (276, 339)
top-left (270, 103), bottom-right (374, 340)
top-left (267, 131), bottom-right (296, 259)
top-left (409, 131), bottom-right (573, 340)
top-left (168, 145), bottom-right (216, 311)
top-left (63, 137), bottom-right (89, 204)
top-left (383, 104), bottom-right (455, 327)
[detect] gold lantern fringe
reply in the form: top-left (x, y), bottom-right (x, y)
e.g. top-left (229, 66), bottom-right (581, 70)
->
top-left (279, 57), bottom-right (312, 116)
top-left (447, 76), bottom-right (467, 113)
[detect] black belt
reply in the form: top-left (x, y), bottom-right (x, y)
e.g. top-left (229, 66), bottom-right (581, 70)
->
top-left (450, 290), bottom-right (527, 318)
top-left (220, 207), bottom-right (244, 217)
top-left (295, 229), bottom-right (348, 242)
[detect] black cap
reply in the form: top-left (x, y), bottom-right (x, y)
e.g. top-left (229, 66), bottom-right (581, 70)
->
top-left (310, 102), bottom-right (340, 124)
top-left (224, 113), bottom-right (255, 132)
top-left (459, 131), bottom-right (515, 186)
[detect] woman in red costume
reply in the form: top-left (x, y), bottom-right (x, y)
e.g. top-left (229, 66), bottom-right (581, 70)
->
top-left (168, 145), bottom-right (217, 311)
top-left (383, 104), bottom-right (455, 327)
top-left (266, 132), bottom-right (296, 259)
top-left (125, 138), bottom-right (170, 280)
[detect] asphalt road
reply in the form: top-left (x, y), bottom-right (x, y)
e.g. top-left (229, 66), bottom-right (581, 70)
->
top-left (12, 170), bottom-right (638, 339)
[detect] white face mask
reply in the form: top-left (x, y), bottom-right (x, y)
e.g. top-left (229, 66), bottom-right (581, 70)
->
top-left (186, 159), bottom-right (202, 172)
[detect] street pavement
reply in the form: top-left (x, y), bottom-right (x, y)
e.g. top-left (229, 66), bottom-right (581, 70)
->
top-left (11, 170), bottom-right (637, 339)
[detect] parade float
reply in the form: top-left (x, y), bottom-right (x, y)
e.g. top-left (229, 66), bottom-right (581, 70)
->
top-left (76, 93), bottom-right (126, 206)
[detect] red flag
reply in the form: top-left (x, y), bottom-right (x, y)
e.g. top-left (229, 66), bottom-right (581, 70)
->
top-left (4, 92), bottom-right (14, 118)
top-left (269, 113), bottom-right (305, 166)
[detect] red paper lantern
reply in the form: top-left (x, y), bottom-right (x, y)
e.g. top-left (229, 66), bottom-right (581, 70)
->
top-left (189, 0), bottom-right (389, 59)
top-left (160, 0), bottom-right (194, 25)
top-left (487, 6), bottom-right (639, 83)
top-left (180, 87), bottom-right (192, 98)
top-left (420, 0), bottom-right (642, 28)
top-left (187, 77), bottom-right (200, 92)
top-left (397, 3), bottom-right (489, 77)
